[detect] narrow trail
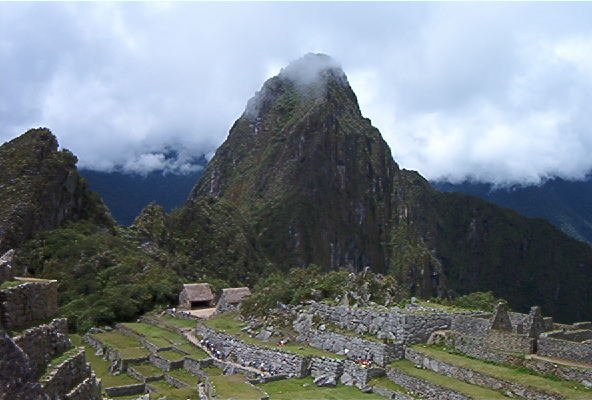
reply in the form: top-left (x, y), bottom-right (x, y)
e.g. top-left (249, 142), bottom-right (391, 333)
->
top-left (182, 328), bottom-right (270, 377)
top-left (525, 353), bottom-right (592, 369)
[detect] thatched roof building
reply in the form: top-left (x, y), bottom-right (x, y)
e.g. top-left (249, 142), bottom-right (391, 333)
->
top-left (215, 287), bottom-right (251, 314)
top-left (179, 283), bottom-right (214, 309)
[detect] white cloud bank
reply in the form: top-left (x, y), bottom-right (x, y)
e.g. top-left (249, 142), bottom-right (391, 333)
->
top-left (1, 2), bottom-right (592, 184)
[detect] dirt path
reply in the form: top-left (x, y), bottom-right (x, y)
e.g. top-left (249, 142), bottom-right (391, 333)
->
top-left (182, 329), bottom-right (270, 377)
top-left (526, 353), bottom-right (592, 369)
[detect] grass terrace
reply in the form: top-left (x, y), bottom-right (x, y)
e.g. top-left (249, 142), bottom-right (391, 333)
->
top-left (121, 322), bottom-right (186, 343)
top-left (209, 374), bottom-right (265, 400)
top-left (176, 342), bottom-right (209, 359)
top-left (159, 314), bottom-right (198, 329)
top-left (368, 376), bottom-right (412, 397)
top-left (166, 368), bottom-right (199, 385)
top-left (131, 363), bottom-right (163, 378)
top-left (157, 349), bottom-right (186, 361)
top-left (202, 365), bottom-right (224, 376)
top-left (203, 312), bottom-right (346, 359)
top-left (389, 359), bottom-right (509, 399)
top-left (257, 376), bottom-right (385, 399)
top-left (148, 379), bottom-right (199, 400)
top-left (413, 345), bottom-right (592, 399)
top-left (70, 334), bottom-right (139, 388)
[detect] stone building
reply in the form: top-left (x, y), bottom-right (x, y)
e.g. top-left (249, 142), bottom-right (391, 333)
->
top-left (215, 287), bottom-right (251, 314)
top-left (178, 283), bottom-right (214, 309)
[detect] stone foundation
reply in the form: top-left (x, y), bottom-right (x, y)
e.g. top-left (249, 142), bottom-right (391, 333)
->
top-left (40, 348), bottom-right (92, 399)
top-left (386, 366), bottom-right (470, 400)
top-left (538, 336), bottom-right (592, 364)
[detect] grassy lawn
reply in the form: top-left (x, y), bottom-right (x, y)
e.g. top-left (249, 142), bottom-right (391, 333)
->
top-left (158, 349), bottom-right (186, 361)
top-left (160, 315), bottom-right (198, 329)
top-left (93, 330), bottom-right (143, 349)
top-left (132, 363), bottom-right (163, 377)
top-left (258, 377), bottom-right (385, 399)
top-left (70, 334), bottom-right (139, 388)
top-left (390, 360), bottom-right (509, 399)
top-left (413, 345), bottom-right (592, 399)
top-left (166, 368), bottom-right (199, 385)
top-left (121, 322), bottom-right (186, 343)
top-left (203, 313), bottom-right (345, 359)
top-left (177, 342), bottom-right (209, 359)
top-left (202, 365), bottom-right (224, 376)
top-left (209, 374), bottom-right (265, 400)
top-left (148, 380), bottom-right (199, 400)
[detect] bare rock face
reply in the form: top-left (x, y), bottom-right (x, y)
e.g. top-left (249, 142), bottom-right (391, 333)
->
top-left (0, 329), bottom-right (49, 400)
top-left (0, 249), bottom-right (15, 284)
top-left (0, 128), bottom-right (113, 253)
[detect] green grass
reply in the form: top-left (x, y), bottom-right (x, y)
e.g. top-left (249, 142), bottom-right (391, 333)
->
top-left (203, 313), bottom-right (345, 359)
top-left (70, 334), bottom-right (139, 388)
top-left (148, 380), bottom-right (199, 400)
top-left (158, 349), bottom-right (186, 361)
top-left (412, 345), bottom-right (592, 399)
top-left (177, 343), bottom-right (209, 359)
top-left (0, 280), bottom-right (24, 289)
top-left (368, 376), bottom-right (408, 395)
top-left (166, 368), bottom-right (199, 385)
top-left (258, 377), bottom-right (385, 399)
top-left (93, 330), bottom-right (143, 349)
top-left (160, 315), bottom-right (198, 329)
top-left (390, 360), bottom-right (509, 399)
top-left (131, 363), bottom-right (163, 377)
top-left (145, 336), bottom-right (171, 348)
top-left (121, 322), bottom-right (186, 343)
top-left (209, 374), bottom-right (265, 400)
top-left (202, 365), bottom-right (223, 376)
top-left (40, 347), bottom-right (80, 380)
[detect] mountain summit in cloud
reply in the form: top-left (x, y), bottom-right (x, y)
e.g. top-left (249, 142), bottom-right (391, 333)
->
top-left (189, 54), bottom-right (592, 322)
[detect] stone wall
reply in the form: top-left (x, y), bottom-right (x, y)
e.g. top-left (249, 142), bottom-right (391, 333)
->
top-left (386, 366), bottom-right (470, 400)
top-left (306, 302), bottom-right (454, 344)
top-left (544, 329), bottom-right (592, 342)
top-left (0, 280), bottom-right (58, 331)
top-left (437, 330), bottom-right (524, 366)
top-left (183, 357), bottom-right (214, 376)
top-left (13, 318), bottom-right (71, 378)
top-left (40, 348), bottom-right (92, 399)
top-left (127, 365), bottom-right (163, 383)
top-left (485, 329), bottom-right (535, 354)
top-left (197, 324), bottom-right (310, 377)
top-left (538, 336), bottom-right (592, 363)
top-left (340, 360), bottom-right (385, 389)
top-left (64, 373), bottom-right (101, 400)
top-left (523, 357), bottom-right (592, 386)
top-left (450, 314), bottom-right (490, 337)
top-left (0, 328), bottom-right (49, 400)
top-left (104, 383), bottom-right (146, 397)
top-left (310, 357), bottom-right (344, 379)
top-left (371, 385), bottom-right (415, 400)
top-left (298, 329), bottom-right (404, 366)
top-left (149, 353), bottom-right (184, 372)
top-left (405, 348), bottom-right (559, 400)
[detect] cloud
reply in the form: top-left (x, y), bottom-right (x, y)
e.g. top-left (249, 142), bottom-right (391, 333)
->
top-left (1, 2), bottom-right (591, 184)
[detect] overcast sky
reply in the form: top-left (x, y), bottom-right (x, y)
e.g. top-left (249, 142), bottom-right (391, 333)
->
top-left (1, 2), bottom-right (592, 185)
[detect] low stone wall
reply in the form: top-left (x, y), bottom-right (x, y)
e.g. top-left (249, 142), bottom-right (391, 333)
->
top-left (64, 373), bottom-right (102, 400)
top-left (450, 314), bottom-right (490, 337)
top-left (486, 329), bottom-right (535, 354)
top-left (141, 338), bottom-right (173, 353)
top-left (299, 329), bottom-right (404, 367)
top-left (165, 374), bottom-right (190, 388)
top-left (104, 383), bottom-right (146, 397)
top-left (164, 309), bottom-right (202, 322)
top-left (405, 348), bottom-right (559, 400)
top-left (371, 385), bottom-right (415, 400)
top-left (340, 360), bottom-right (385, 389)
top-left (538, 336), bottom-right (592, 364)
top-left (307, 302), bottom-right (454, 344)
top-left (183, 357), bottom-right (214, 376)
top-left (0, 280), bottom-right (58, 331)
top-left (524, 357), bottom-right (592, 386)
top-left (13, 318), bottom-right (71, 378)
top-left (310, 357), bottom-right (344, 379)
top-left (544, 329), bottom-right (592, 343)
top-left (40, 348), bottom-right (91, 399)
top-left (438, 330), bottom-right (524, 366)
top-left (127, 365), bottom-right (163, 383)
top-left (149, 353), bottom-right (184, 372)
top-left (197, 324), bottom-right (310, 377)
top-left (386, 366), bottom-right (470, 400)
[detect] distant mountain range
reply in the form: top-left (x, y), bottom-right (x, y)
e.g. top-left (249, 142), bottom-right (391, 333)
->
top-left (80, 166), bottom-right (205, 226)
top-left (434, 178), bottom-right (592, 243)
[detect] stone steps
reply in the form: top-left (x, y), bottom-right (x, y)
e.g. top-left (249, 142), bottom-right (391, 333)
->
top-left (386, 360), bottom-right (510, 400)
top-left (406, 346), bottom-right (592, 400)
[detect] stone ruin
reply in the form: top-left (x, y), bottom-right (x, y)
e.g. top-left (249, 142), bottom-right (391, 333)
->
top-left (0, 250), bottom-right (101, 400)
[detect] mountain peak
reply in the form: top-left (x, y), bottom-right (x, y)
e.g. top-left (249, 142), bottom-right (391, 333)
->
top-left (278, 53), bottom-right (346, 86)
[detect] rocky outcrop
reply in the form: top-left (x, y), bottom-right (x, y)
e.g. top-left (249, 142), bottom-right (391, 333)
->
top-left (0, 128), bottom-right (112, 253)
